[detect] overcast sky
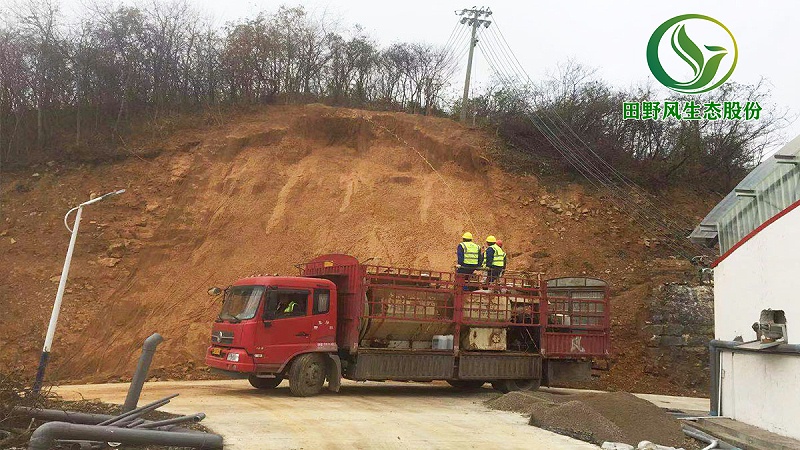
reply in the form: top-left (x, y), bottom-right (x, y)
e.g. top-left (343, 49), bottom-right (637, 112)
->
top-left (65, 0), bottom-right (800, 153)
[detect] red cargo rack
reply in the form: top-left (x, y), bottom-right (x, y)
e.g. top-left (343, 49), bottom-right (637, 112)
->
top-left (300, 254), bottom-right (610, 359)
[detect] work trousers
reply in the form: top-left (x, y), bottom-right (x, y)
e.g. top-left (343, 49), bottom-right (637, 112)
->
top-left (487, 267), bottom-right (504, 283)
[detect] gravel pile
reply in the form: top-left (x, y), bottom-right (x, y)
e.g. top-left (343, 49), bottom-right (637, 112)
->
top-left (486, 390), bottom-right (685, 447)
top-left (567, 392), bottom-right (684, 446)
top-left (484, 391), bottom-right (553, 414)
top-left (529, 400), bottom-right (625, 443)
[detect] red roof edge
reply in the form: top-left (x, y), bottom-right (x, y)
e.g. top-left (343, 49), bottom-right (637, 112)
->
top-left (712, 197), bottom-right (800, 268)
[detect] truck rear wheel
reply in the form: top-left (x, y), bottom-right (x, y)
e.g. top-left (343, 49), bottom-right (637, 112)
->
top-left (446, 380), bottom-right (486, 390)
top-left (288, 353), bottom-right (326, 397)
top-left (491, 378), bottom-right (541, 393)
top-left (248, 374), bottom-right (283, 389)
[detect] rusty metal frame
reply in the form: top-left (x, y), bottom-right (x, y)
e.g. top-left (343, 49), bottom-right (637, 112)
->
top-left (300, 256), bottom-right (611, 360)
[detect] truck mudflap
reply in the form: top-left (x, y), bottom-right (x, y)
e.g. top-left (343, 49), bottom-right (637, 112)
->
top-left (458, 352), bottom-right (542, 380)
top-left (326, 354), bottom-right (342, 392)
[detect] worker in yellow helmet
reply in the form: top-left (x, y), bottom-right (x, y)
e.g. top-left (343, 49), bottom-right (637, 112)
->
top-left (484, 235), bottom-right (506, 282)
top-left (456, 232), bottom-right (483, 275)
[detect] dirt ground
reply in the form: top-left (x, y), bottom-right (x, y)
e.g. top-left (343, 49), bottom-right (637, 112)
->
top-left (54, 380), bottom-right (600, 449)
top-left (0, 104), bottom-right (719, 394)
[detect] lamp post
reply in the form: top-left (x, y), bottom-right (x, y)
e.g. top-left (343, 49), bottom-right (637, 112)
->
top-left (32, 189), bottom-right (126, 394)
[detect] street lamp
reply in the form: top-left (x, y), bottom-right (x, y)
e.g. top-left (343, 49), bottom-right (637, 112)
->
top-left (32, 189), bottom-right (126, 393)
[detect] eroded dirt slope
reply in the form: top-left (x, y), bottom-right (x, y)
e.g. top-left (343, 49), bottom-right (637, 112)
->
top-left (0, 104), bottom-right (716, 394)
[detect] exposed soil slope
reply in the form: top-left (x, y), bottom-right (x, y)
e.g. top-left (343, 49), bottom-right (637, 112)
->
top-left (0, 104), bottom-right (717, 393)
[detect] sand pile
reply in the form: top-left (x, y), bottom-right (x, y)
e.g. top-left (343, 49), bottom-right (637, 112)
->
top-left (529, 400), bottom-right (625, 443)
top-left (487, 391), bottom-right (685, 447)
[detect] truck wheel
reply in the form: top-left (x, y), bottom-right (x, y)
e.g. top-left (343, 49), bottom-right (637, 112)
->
top-left (288, 353), bottom-right (326, 397)
top-left (491, 378), bottom-right (541, 393)
top-left (446, 380), bottom-right (486, 390)
top-left (248, 374), bottom-right (283, 389)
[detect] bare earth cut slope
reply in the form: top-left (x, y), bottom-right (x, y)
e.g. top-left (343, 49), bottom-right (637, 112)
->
top-left (0, 105), bottom-right (715, 394)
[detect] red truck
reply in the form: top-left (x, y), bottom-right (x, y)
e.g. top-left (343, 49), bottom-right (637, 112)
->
top-left (205, 254), bottom-right (610, 396)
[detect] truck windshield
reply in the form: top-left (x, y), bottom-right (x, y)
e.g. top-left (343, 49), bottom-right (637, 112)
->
top-left (218, 286), bottom-right (265, 322)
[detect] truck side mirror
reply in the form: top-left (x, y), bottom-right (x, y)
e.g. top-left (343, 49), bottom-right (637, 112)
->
top-left (207, 286), bottom-right (222, 296)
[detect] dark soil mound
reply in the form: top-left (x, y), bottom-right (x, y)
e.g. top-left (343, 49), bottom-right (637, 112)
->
top-left (528, 400), bottom-right (626, 444)
top-left (566, 391), bottom-right (684, 446)
top-left (487, 390), bottom-right (685, 447)
top-left (484, 391), bottom-right (554, 414)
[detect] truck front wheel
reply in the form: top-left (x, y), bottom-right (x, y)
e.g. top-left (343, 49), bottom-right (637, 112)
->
top-left (248, 374), bottom-right (283, 389)
top-left (288, 353), bottom-right (326, 397)
top-left (491, 378), bottom-right (541, 393)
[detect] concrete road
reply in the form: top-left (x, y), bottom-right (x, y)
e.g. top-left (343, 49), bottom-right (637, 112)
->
top-left (541, 387), bottom-right (710, 413)
top-left (56, 379), bottom-right (600, 449)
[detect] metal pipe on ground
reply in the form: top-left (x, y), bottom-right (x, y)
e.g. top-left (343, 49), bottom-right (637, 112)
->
top-left (126, 418), bottom-right (147, 428)
top-left (13, 406), bottom-right (209, 436)
top-left (13, 407), bottom-right (116, 425)
top-left (98, 394), bottom-right (178, 426)
top-left (684, 426), bottom-right (719, 450)
top-left (123, 333), bottom-right (163, 412)
top-left (28, 422), bottom-right (223, 450)
top-left (105, 403), bottom-right (166, 427)
top-left (136, 413), bottom-right (205, 429)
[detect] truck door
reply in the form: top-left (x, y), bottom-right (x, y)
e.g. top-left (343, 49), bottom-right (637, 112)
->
top-left (309, 288), bottom-right (336, 351)
top-left (258, 289), bottom-right (315, 366)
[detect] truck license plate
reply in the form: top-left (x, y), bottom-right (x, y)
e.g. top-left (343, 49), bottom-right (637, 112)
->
top-left (211, 347), bottom-right (221, 356)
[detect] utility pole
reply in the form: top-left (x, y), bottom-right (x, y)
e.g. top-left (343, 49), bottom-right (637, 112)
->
top-left (457, 7), bottom-right (492, 123)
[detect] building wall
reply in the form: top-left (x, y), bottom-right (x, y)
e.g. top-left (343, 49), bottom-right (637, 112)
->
top-left (718, 352), bottom-right (800, 439)
top-left (714, 206), bottom-right (800, 439)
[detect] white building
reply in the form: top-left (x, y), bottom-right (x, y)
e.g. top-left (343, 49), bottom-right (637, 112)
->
top-left (691, 135), bottom-right (800, 439)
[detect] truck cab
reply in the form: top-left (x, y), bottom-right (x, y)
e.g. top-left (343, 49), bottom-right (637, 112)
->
top-left (205, 276), bottom-right (340, 395)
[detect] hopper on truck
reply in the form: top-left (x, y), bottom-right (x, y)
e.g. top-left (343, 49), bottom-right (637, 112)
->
top-left (205, 254), bottom-right (610, 396)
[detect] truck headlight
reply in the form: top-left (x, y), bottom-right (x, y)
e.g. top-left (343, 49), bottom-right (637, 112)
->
top-left (226, 353), bottom-right (240, 362)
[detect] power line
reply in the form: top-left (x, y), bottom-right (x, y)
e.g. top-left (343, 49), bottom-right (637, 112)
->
top-left (449, 22), bottom-right (472, 63)
top-left (486, 19), bottom-right (699, 234)
top-left (441, 18), bottom-right (461, 53)
top-left (475, 25), bottom-right (704, 259)
top-left (479, 39), bottom-right (692, 257)
top-left (442, 18), bottom-right (469, 58)
top-left (481, 19), bottom-right (703, 245)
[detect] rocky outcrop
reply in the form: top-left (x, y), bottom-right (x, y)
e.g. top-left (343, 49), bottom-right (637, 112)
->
top-left (642, 283), bottom-right (714, 390)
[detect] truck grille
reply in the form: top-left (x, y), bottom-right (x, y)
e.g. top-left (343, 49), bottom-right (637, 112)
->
top-left (211, 330), bottom-right (234, 344)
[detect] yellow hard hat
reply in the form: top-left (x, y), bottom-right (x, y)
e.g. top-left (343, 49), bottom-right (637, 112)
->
top-left (486, 235), bottom-right (497, 244)
top-left (462, 232), bottom-right (473, 240)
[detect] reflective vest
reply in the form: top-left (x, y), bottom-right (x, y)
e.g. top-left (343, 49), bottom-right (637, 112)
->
top-left (488, 244), bottom-right (505, 267)
top-left (460, 241), bottom-right (480, 266)
top-left (283, 301), bottom-right (297, 313)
